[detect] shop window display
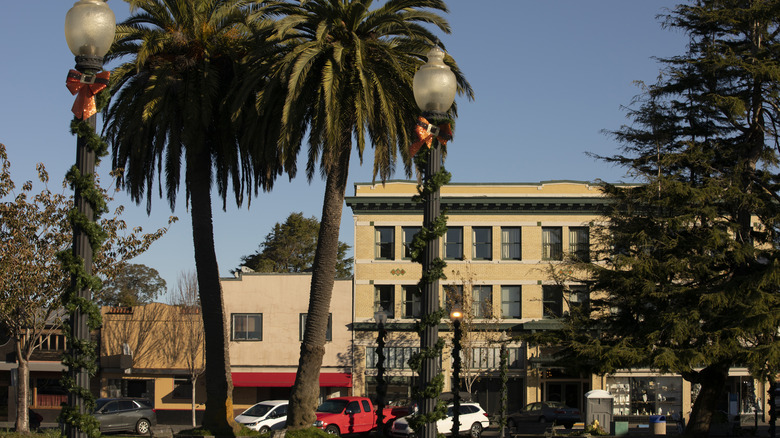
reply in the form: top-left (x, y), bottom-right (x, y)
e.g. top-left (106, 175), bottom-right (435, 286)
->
top-left (607, 376), bottom-right (682, 417)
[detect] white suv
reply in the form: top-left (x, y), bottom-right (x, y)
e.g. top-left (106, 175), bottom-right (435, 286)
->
top-left (391, 403), bottom-right (490, 438)
top-left (235, 400), bottom-right (288, 433)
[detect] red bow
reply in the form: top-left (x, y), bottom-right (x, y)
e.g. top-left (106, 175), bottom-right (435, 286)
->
top-left (410, 116), bottom-right (453, 157)
top-left (66, 70), bottom-right (110, 119)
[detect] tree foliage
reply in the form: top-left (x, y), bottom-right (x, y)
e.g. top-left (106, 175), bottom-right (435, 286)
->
top-left (258, 0), bottom-right (472, 428)
top-left (528, 2), bottom-right (780, 437)
top-left (99, 263), bottom-right (167, 306)
top-left (0, 142), bottom-right (172, 432)
top-left (104, 1), bottom-right (281, 433)
top-left (239, 212), bottom-right (353, 279)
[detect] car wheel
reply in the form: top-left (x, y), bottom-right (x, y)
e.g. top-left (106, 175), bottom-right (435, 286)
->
top-left (259, 426), bottom-right (271, 434)
top-left (136, 418), bottom-right (151, 435)
top-left (469, 422), bottom-right (483, 438)
top-left (564, 423), bottom-right (574, 430)
top-left (325, 425), bottom-right (340, 436)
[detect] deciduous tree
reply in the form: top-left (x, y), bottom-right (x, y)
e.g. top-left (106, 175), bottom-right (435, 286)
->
top-left (99, 263), bottom-right (167, 306)
top-left (0, 143), bottom-right (171, 432)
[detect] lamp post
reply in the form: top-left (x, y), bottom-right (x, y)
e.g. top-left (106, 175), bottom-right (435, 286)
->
top-left (450, 306), bottom-right (463, 438)
top-left (375, 309), bottom-right (389, 436)
top-left (64, 2), bottom-right (115, 438)
top-left (413, 44), bottom-right (457, 438)
top-left (499, 332), bottom-right (509, 438)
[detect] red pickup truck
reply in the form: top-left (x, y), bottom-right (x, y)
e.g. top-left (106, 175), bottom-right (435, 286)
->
top-left (313, 396), bottom-right (408, 436)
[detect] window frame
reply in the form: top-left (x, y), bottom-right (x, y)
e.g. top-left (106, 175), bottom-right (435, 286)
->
top-left (231, 313), bottom-right (263, 341)
top-left (375, 226), bottom-right (395, 260)
top-left (444, 227), bottom-right (464, 260)
top-left (444, 285), bottom-right (464, 317)
top-left (374, 285), bottom-right (395, 318)
top-left (471, 285), bottom-right (493, 318)
top-left (542, 227), bottom-right (563, 261)
top-left (472, 227), bottom-right (493, 260)
top-left (501, 285), bottom-right (522, 319)
top-left (300, 313), bottom-right (332, 341)
top-left (501, 227), bottom-right (522, 260)
top-left (569, 227), bottom-right (590, 261)
top-left (542, 285), bottom-right (564, 319)
top-left (402, 285), bottom-right (421, 319)
top-left (402, 226), bottom-right (421, 260)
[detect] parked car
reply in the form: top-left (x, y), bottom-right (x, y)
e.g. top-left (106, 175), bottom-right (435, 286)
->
top-left (507, 401), bottom-right (581, 429)
top-left (93, 397), bottom-right (157, 434)
top-left (390, 403), bottom-right (490, 438)
top-left (235, 400), bottom-right (288, 433)
top-left (313, 396), bottom-right (400, 436)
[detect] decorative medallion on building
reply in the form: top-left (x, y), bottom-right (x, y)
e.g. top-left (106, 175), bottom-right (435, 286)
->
top-left (391, 268), bottom-right (406, 276)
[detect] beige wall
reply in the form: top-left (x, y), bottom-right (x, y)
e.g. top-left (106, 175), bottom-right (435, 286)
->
top-left (222, 273), bottom-right (353, 370)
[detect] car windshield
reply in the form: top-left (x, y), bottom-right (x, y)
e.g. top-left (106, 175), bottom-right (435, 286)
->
top-left (243, 404), bottom-right (274, 417)
top-left (317, 400), bottom-right (348, 414)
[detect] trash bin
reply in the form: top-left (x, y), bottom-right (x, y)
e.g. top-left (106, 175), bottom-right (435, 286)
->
top-left (649, 415), bottom-right (666, 435)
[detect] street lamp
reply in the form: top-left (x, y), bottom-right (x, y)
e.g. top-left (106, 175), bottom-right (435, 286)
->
top-left (64, 2), bottom-right (115, 438)
top-left (413, 44), bottom-right (457, 438)
top-left (498, 332), bottom-right (509, 438)
top-left (450, 306), bottom-right (463, 438)
top-left (375, 309), bottom-right (389, 436)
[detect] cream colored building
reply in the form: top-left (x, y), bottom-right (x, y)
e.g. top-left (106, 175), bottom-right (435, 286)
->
top-left (99, 273), bottom-right (354, 421)
top-left (223, 272), bottom-right (353, 409)
top-left (345, 180), bottom-right (768, 423)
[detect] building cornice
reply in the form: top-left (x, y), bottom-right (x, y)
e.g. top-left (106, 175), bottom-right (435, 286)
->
top-left (345, 196), bottom-right (608, 214)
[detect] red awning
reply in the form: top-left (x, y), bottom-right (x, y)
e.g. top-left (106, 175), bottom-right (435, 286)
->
top-left (232, 372), bottom-right (352, 388)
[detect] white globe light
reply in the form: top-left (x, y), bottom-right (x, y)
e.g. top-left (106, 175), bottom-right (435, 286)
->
top-left (65, 0), bottom-right (116, 58)
top-left (413, 46), bottom-right (457, 114)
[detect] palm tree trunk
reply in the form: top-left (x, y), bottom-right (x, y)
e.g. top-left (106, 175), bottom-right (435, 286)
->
top-left (189, 152), bottom-right (239, 435)
top-left (685, 362), bottom-right (730, 438)
top-left (287, 141), bottom-right (352, 429)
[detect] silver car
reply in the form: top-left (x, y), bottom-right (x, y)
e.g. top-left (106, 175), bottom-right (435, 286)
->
top-left (93, 397), bottom-right (157, 434)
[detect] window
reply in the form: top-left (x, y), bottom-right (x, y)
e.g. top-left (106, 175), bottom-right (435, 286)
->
top-left (444, 285), bottom-right (464, 316)
top-left (569, 285), bottom-right (589, 313)
top-left (542, 227), bottom-right (563, 261)
top-left (402, 285), bottom-right (421, 318)
top-left (402, 227), bottom-right (421, 259)
top-left (472, 227), bottom-right (492, 260)
top-left (232, 313), bottom-right (262, 341)
top-left (445, 227), bottom-right (463, 260)
top-left (501, 286), bottom-right (521, 319)
top-left (375, 285), bottom-right (395, 318)
top-left (300, 313), bottom-right (332, 341)
top-left (569, 227), bottom-right (590, 261)
top-left (471, 285), bottom-right (492, 318)
top-left (375, 227), bottom-right (395, 260)
top-left (501, 227), bottom-right (521, 260)
top-left (172, 376), bottom-right (192, 399)
top-left (366, 346), bottom-right (420, 369)
top-left (543, 285), bottom-right (563, 319)
top-left (465, 347), bottom-right (524, 369)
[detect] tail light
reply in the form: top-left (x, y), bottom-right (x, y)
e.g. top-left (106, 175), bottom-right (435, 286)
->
top-left (483, 413), bottom-right (489, 418)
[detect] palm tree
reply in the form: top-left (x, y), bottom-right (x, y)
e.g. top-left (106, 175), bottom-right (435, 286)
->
top-left (260, 0), bottom-right (473, 428)
top-left (104, 0), bottom-right (280, 433)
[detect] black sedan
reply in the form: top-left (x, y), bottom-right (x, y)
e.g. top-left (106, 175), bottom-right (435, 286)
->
top-left (507, 401), bottom-right (581, 430)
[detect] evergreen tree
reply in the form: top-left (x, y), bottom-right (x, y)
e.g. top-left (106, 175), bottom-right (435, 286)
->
top-left (239, 212), bottom-right (353, 279)
top-left (98, 263), bottom-right (167, 306)
top-left (530, 2), bottom-right (780, 437)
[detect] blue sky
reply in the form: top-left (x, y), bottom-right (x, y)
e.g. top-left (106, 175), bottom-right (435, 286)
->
top-left (0, 1), bottom-right (686, 298)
